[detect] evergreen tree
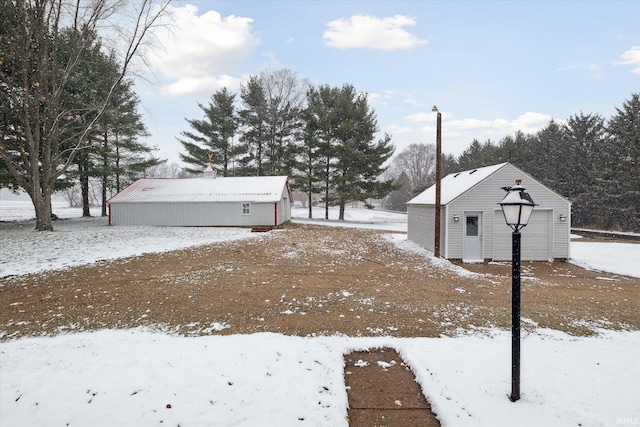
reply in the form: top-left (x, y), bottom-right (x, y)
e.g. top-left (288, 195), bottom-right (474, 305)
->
top-left (441, 153), bottom-right (460, 177)
top-left (457, 139), bottom-right (499, 170)
top-left (237, 76), bottom-right (267, 175)
top-left (292, 94), bottom-right (325, 218)
top-left (0, 0), bottom-right (170, 230)
top-left (302, 84), bottom-right (395, 219)
top-left (386, 171), bottom-right (412, 212)
top-left (179, 87), bottom-right (238, 176)
top-left (260, 69), bottom-right (308, 176)
top-left (602, 93), bottom-right (640, 231)
top-left (58, 29), bottom-right (115, 217)
top-left (495, 131), bottom-right (534, 168)
top-left (526, 120), bottom-right (565, 193)
top-left (305, 85), bottom-right (341, 219)
top-left (329, 85), bottom-right (395, 219)
top-left (561, 112), bottom-right (606, 227)
top-left (105, 79), bottom-right (161, 190)
top-left (237, 69), bottom-right (308, 176)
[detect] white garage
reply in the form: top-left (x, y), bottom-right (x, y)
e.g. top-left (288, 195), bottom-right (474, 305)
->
top-left (407, 163), bottom-right (571, 262)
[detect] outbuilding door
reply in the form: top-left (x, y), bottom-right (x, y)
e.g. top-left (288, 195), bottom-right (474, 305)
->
top-left (463, 212), bottom-right (483, 262)
top-left (493, 209), bottom-right (552, 261)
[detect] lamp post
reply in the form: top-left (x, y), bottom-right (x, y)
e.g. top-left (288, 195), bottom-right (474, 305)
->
top-left (432, 106), bottom-right (442, 258)
top-left (498, 182), bottom-right (537, 402)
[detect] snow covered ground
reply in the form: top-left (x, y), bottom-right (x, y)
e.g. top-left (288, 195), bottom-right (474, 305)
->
top-left (1, 201), bottom-right (639, 426)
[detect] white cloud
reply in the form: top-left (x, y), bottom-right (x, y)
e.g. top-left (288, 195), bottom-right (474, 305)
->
top-left (403, 110), bottom-right (553, 135)
top-left (163, 75), bottom-right (244, 96)
top-left (404, 110), bottom-right (452, 123)
top-left (448, 112), bottom-right (552, 135)
top-left (384, 124), bottom-right (415, 135)
top-left (403, 98), bottom-right (425, 108)
top-left (387, 111), bottom-right (556, 157)
top-left (367, 92), bottom-right (382, 103)
top-left (148, 5), bottom-right (260, 95)
top-left (323, 14), bottom-right (427, 51)
top-left (616, 46), bottom-right (640, 74)
top-left (404, 112), bottom-right (432, 123)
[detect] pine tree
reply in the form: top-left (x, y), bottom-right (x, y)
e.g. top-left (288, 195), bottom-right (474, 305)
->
top-left (386, 171), bottom-right (412, 212)
top-left (329, 85), bottom-right (395, 220)
top-left (603, 93), bottom-right (640, 231)
top-left (179, 87), bottom-right (238, 176)
top-left (292, 95), bottom-right (325, 218)
top-left (0, 0), bottom-right (170, 231)
top-left (305, 85), bottom-right (340, 219)
top-left (561, 112), bottom-right (606, 227)
top-left (237, 69), bottom-right (308, 176)
top-left (527, 120), bottom-right (564, 193)
top-left (237, 76), bottom-right (267, 175)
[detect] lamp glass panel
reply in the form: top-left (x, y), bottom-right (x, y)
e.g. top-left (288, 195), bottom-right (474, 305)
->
top-left (501, 204), bottom-right (522, 225)
top-left (519, 204), bottom-right (534, 226)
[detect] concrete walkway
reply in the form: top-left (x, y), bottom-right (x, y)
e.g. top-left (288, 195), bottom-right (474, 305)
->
top-left (344, 348), bottom-right (441, 426)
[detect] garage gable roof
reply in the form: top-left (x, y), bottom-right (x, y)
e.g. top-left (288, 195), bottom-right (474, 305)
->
top-left (407, 163), bottom-right (508, 205)
top-left (108, 176), bottom-right (289, 204)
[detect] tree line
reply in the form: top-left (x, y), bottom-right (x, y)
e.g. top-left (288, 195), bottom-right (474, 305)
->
top-left (2, 1), bottom-right (635, 233)
top-left (0, 0), bottom-right (169, 231)
top-left (178, 69), bottom-right (396, 220)
top-left (386, 93), bottom-right (640, 233)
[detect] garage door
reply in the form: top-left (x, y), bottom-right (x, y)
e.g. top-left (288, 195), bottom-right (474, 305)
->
top-left (493, 210), bottom-right (552, 261)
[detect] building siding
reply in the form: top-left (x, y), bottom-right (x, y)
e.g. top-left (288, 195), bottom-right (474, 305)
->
top-left (407, 205), bottom-right (445, 253)
top-left (110, 201), bottom-right (287, 227)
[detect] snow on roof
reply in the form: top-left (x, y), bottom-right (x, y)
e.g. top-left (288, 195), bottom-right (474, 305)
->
top-left (407, 163), bottom-right (507, 205)
top-left (108, 176), bottom-right (289, 204)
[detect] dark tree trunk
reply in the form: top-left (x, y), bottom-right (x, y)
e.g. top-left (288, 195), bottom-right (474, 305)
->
top-left (101, 131), bottom-right (108, 216)
top-left (32, 191), bottom-right (54, 231)
top-left (79, 161), bottom-right (90, 217)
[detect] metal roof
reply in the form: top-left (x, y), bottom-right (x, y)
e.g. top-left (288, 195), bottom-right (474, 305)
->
top-left (108, 176), bottom-right (289, 204)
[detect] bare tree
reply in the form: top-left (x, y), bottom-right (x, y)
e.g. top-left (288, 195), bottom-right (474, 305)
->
top-left (0, 0), bottom-right (171, 230)
top-left (390, 143), bottom-right (436, 196)
top-left (238, 69), bottom-right (310, 176)
top-left (146, 162), bottom-right (185, 178)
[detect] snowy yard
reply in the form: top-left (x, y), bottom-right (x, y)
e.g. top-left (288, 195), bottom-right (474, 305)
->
top-left (1, 201), bottom-right (639, 426)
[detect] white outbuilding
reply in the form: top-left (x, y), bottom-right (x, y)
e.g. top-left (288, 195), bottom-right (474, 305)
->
top-left (406, 162), bottom-right (571, 262)
top-left (107, 172), bottom-right (292, 227)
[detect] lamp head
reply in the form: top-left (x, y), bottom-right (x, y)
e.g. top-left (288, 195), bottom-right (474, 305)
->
top-left (498, 184), bottom-right (537, 232)
top-left (432, 105), bottom-right (439, 113)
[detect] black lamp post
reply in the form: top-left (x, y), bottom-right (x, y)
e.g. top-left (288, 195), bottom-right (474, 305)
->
top-left (498, 182), bottom-right (537, 402)
top-left (432, 106), bottom-right (442, 258)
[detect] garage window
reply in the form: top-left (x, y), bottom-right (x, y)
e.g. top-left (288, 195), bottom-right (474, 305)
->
top-left (242, 203), bottom-right (251, 215)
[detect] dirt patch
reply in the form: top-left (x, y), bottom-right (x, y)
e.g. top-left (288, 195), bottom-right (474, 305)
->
top-left (1, 223), bottom-right (638, 341)
top-left (345, 348), bottom-right (440, 426)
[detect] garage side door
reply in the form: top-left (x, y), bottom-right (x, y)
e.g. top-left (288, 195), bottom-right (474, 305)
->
top-left (493, 210), bottom-right (552, 261)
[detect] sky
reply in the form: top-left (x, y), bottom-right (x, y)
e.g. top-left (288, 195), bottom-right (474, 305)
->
top-left (132, 0), bottom-right (640, 167)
